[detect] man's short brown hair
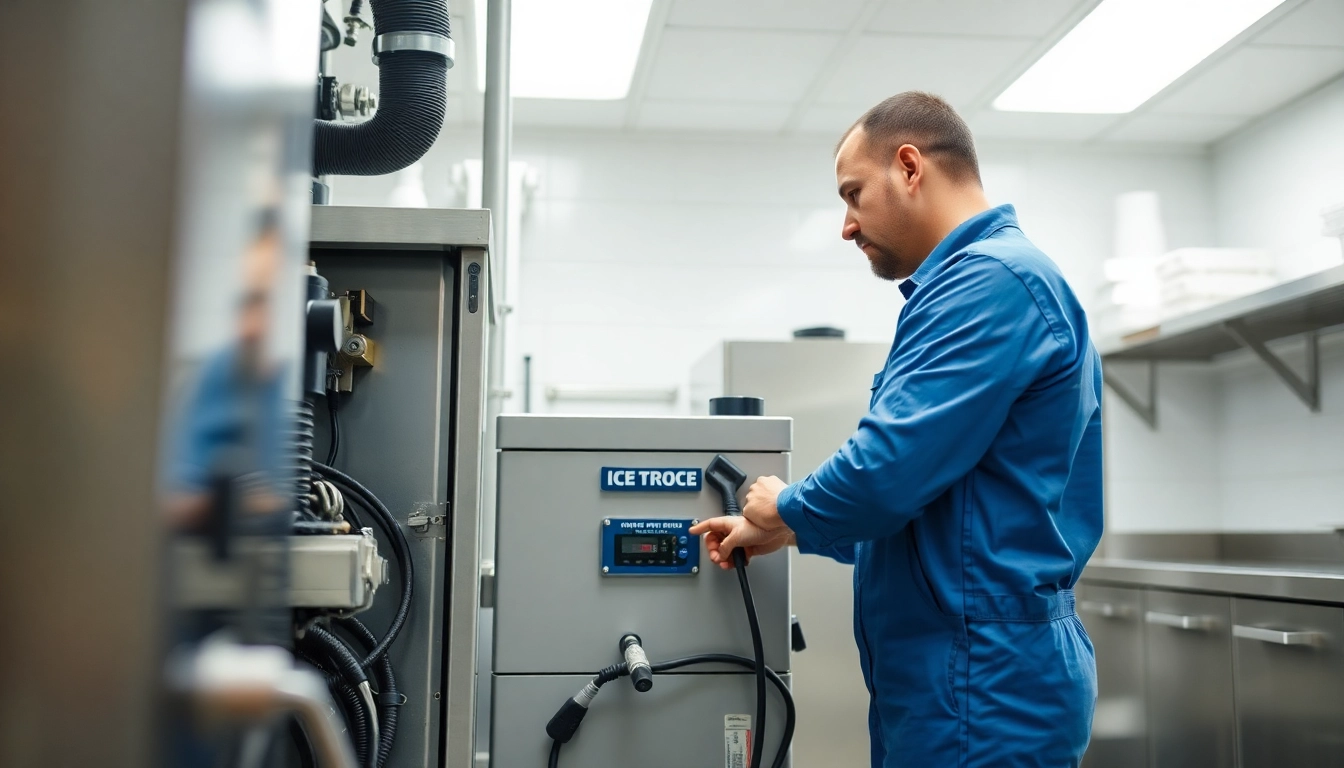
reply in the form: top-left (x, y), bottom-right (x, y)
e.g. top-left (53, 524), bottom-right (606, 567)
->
top-left (839, 91), bottom-right (981, 186)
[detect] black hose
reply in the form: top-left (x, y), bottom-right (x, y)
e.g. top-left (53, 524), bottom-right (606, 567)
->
top-left (313, 462), bottom-right (414, 668)
top-left (326, 392), bottom-right (341, 466)
top-left (652, 655), bottom-right (794, 768)
top-left (544, 654), bottom-right (795, 768)
top-left (336, 681), bottom-right (373, 767)
top-left (733, 552), bottom-right (767, 768)
top-left (312, 0), bottom-right (451, 176)
top-left (340, 617), bottom-right (403, 767)
top-left (298, 646), bottom-right (372, 767)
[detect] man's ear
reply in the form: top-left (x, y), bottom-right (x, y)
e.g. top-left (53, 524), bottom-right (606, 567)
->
top-left (892, 144), bottom-right (922, 191)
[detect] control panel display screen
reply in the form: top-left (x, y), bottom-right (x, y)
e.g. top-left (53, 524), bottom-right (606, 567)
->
top-left (620, 536), bottom-right (663, 554)
top-left (615, 534), bottom-right (680, 566)
top-left (601, 518), bottom-right (698, 576)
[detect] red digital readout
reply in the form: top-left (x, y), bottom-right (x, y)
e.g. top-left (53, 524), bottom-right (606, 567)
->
top-left (638, 543), bottom-right (657, 553)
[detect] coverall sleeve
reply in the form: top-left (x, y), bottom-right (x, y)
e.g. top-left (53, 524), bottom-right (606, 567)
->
top-left (777, 254), bottom-right (1062, 549)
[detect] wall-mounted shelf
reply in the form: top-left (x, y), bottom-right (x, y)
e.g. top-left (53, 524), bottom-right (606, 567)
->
top-left (1099, 263), bottom-right (1344, 427)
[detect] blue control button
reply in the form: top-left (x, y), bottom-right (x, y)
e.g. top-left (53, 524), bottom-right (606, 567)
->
top-left (679, 536), bottom-right (688, 545)
top-left (678, 548), bottom-right (689, 559)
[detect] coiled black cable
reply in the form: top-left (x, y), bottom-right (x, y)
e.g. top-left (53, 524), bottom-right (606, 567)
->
top-left (326, 392), bottom-right (341, 466)
top-left (296, 643), bottom-right (374, 768)
top-left (313, 462), bottom-right (413, 669)
top-left (340, 617), bottom-right (403, 767)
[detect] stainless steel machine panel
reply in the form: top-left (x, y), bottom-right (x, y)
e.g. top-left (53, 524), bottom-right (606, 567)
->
top-left (1232, 598), bottom-right (1344, 767)
top-left (309, 208), bottom-right (490, 768)
top-left (491, 673), bottom-right (792, 768)
top-left (1143, 590), bottom-right (1235, 768)
top-left (493, 448), bottom-right (792, 674)
top-left (1077, 583), bottom-right (1148, 768)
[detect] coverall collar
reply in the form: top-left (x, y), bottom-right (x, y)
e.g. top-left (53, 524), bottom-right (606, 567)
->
top-left (899, 204), bottom-right (1019, 299)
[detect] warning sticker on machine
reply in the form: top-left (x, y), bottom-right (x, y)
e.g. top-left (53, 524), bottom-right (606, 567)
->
top-left (725, 714), bottom-right (751, 768)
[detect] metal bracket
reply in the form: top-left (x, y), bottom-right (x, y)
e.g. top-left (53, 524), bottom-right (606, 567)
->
top-left (1222, 321), bottom-right (1320, 412)
top-left (1103, 359), bottom-right (1158, 429)
top-left (407, 501), bottom-right (448, 539)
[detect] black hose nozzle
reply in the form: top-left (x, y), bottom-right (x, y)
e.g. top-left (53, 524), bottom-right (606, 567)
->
top-left (706, 454), bottom-right (750, 567)
top-left (620, 634), bottom-right (653, 693)
top-left (705, 455), bottom-right (748, 516)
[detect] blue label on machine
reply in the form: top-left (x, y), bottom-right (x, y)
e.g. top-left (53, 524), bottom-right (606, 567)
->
top-left (600, 467), bottom-right (702, 492)
top-left (601, 518), bottom-right (700, 576)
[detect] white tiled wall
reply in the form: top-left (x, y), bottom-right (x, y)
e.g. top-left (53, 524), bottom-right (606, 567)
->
top-left (1211, 77), bottom-right (1344, 532)
top-left (501, 131), bottom-right (1215, 417)
top-left (1105, 76), bottom-right (1344, 533)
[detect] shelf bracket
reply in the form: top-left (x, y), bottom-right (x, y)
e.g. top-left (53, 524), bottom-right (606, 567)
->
top-left (1103, 360), bottom-right (1158, 429)
top-left (1222, 321), bottom-right (1320, 412)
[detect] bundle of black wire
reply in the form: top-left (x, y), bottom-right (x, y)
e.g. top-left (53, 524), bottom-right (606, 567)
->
top-left (544, 653), bottom-right (794, 768)
top-left (312, 461), bottom-right (414, 669)
top-left (288, 462), bottom-right (413, 767)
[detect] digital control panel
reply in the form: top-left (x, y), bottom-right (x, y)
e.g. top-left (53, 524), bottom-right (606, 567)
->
top-left (601, 518), bottom-right (699, 576)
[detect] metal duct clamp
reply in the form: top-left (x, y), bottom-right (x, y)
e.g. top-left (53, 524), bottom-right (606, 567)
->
top-left (371, 31), bottom-right (456, 67)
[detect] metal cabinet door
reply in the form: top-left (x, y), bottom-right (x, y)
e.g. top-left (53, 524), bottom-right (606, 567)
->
top-left (1143, 590), bottom-right (1235, 768)
top-left (1078, 583), bottom-right (1148, 768)
top-left (1233, 598), bottom-right (1344, 767)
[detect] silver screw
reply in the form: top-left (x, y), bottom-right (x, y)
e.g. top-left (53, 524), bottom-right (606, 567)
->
top-left (691, 566), bottom-right (699, 574)
top-left (602, 566), bottom-right (610, 574)
top-left (603, 518), bottom-right (610, 526)
top-left (691, 519), bottom-right (699, 526)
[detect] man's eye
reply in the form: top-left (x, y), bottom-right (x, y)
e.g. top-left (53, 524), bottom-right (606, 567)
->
top-left (848, 190), bottom-right (859, 204)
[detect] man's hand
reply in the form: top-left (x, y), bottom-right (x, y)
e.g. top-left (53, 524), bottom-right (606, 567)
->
top-left (689, 475), bottom-right (794, 570)
top-left (743, 475), bottom-right (788, 533)
top-left (689, 516), bottom-right (793, 570)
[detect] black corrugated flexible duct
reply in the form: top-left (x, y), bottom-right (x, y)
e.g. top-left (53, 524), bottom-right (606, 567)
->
top-left (313, 0), bottom-right (451, 177)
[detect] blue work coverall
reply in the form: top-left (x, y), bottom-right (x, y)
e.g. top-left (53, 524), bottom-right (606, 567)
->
top-left (776, 205), bottom-right (1102, 767)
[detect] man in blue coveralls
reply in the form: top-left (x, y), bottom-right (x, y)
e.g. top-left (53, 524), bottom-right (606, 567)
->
top-left (691, 92), bottom-right (1102, 767)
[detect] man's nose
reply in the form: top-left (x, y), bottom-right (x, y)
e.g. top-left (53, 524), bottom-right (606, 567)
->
top-left (842, 216), bottom-right (859, 242)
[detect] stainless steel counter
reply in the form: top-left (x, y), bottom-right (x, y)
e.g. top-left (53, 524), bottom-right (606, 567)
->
top-left (1083, 558), bottom-right (1344, 605)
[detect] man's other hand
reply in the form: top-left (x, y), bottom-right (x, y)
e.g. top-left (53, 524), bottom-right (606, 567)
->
top-left (743, 475), bottom-right (788, 532)
top-left (689, 516), bottom-right (792, 570)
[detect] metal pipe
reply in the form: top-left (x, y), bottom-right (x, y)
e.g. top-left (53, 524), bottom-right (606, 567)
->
top-left (482, 0), bottom-right (512, 417)
top-left (479, 0), bottom-right (510, 573)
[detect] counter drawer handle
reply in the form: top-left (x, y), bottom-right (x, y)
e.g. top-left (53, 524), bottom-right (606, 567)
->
top-left (1079, 601), bottom-right (1134, 619)
top-left (1233, 625), bottom-right (1323, 647)
top-left (1145, 611), bottom-right (1217, 631)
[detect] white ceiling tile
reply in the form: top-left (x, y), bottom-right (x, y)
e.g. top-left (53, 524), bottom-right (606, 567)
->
top-left (1102, 114), bottom-right (1248, 144)
top-left (1151, 45), bottom-right (1344, 117)
top-left (1254, 0), bottom-right (1344, 47)
top-left (868, 0), bottom-right (1087, 37)
top-left (668, 0), bottom-right (869, 32)
top-left (815, 34), bottom-right (1037, 108)
top-left (513, 99), bottom-right (629, 129)
top-left (795, 105), bottom-right (866, 135)
top-left (636, 101), bottom-right (793, 132)
top-left (969, 110), bottom-right (1115, 141)
top-left (644, 28), bottom-right (842, 102)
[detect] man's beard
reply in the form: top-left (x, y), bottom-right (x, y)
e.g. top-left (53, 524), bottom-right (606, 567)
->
top-left (860, 239), bottom-right (903, 282)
